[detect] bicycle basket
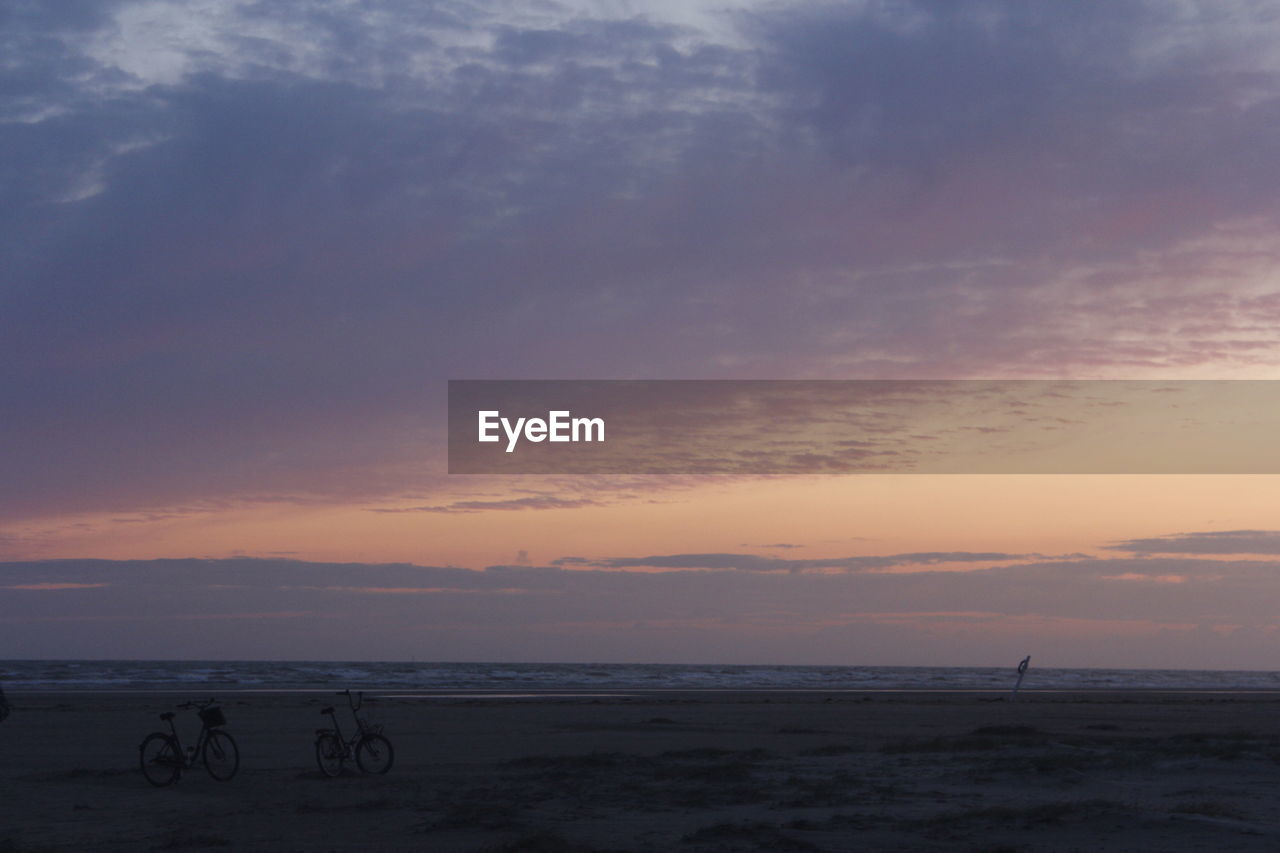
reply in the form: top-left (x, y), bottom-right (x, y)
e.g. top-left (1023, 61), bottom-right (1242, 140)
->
top-left (199, 706), bottom-right (227, 728)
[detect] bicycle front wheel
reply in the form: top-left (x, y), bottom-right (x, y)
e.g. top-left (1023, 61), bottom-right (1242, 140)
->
top-left (315, 733), bottom-right (344, 777)
top-left (139, 732), bottom-right (182, 786)
top-left (202, 729), bottom-right (239, 781)
top-left (355, 733), bottom-right (394, 774)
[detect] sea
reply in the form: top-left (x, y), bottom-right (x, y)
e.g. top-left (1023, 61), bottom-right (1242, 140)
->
top-left (2, 661), bottom-right (1280, 693)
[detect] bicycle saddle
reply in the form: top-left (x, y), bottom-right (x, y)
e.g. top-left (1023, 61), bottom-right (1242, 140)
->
top-left (160, 712), bottom-right (175, 721)
top-left (320, 706), bottom-right (335, 715)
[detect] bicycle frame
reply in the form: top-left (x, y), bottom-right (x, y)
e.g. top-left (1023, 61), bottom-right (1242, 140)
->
top-left (318, 690), bottom-right (376, 755)
top-left (141, 698), bottom-right (239, 786)
top-left (162, 713), bottom-right (214, 768)
top-left (314, 688), bottom-right (393, 776)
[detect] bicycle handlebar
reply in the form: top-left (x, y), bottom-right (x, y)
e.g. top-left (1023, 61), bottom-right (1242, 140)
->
top-left (335, 689), bottom-right (364, 710)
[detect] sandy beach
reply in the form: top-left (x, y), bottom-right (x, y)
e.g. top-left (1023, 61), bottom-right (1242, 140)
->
top-left (3, 690), bottom-right (1280, 851)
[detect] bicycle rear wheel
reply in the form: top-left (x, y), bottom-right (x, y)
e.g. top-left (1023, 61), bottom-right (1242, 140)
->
top-left (202, 729), bottom-right (239, 781)
top-left (355, 733), bottom-right (394, 774)
top-left (139, 733), bottom-right (182, 786)
top-left (315, 732), bottom-right (344, 777)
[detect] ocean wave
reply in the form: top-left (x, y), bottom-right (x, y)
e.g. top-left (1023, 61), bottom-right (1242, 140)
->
top-left (2, 660), bottom-right (1280, 692)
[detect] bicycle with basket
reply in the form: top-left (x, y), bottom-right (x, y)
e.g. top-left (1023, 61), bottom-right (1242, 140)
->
top-left (138, 698), bottom-right (240, 786)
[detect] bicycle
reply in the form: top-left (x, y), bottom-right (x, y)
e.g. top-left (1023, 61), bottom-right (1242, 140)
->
top-left (138, 698), bottom-right (240, 786)
top-left (314, 689), bottom-right (394, 777)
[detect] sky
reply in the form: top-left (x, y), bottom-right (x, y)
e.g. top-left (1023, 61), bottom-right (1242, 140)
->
top-left (5, 0), bottom-right (1280, 666)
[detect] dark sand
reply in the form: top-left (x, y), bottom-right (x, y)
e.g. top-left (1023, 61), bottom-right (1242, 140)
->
top-left (4, 690), bottom-right (1280, 851)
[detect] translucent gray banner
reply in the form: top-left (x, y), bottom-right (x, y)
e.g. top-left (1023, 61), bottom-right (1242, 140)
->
top-left (448, 380), bottom-right (1280, 474)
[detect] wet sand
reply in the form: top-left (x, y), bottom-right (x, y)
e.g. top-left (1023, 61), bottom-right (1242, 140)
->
top-left (4, 690), bottom-right (1280, 851)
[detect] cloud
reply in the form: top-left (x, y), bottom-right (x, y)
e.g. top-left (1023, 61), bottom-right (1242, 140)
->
top-left (6, 552), bottom-right (1280, 665)
top-left (368, 496), bottom-right (602, 514)
top-left (1107, 529), bottom-right (1280, 555)
top-left (3, 582), bottom-right (110, 591)
top-left (555, 551), bottom-right (1031, 573)
top-left (6, 0), bottom-right (1280, 523)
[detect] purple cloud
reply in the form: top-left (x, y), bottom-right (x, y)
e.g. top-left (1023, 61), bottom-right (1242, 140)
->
top-left (4, 1), bottom-right (1280, 523)
top-left (555, 551), bottom-right (1032, 573)
top-left (370, 496), bottom-right (602, 514)
top-left (1107, 530), bottom-right (1280, 555)
top-left (3, 551), bottom-right (1280, 666)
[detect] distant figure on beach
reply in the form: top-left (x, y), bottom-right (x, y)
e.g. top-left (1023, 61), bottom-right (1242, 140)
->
top-left (0, 682), bottom-right (9, 722)
top-left (1010, 655), bottom-right (1031, 701)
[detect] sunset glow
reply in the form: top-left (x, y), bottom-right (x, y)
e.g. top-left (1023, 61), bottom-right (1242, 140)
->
top-left (6, 1), bottom-right (1280, 667)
